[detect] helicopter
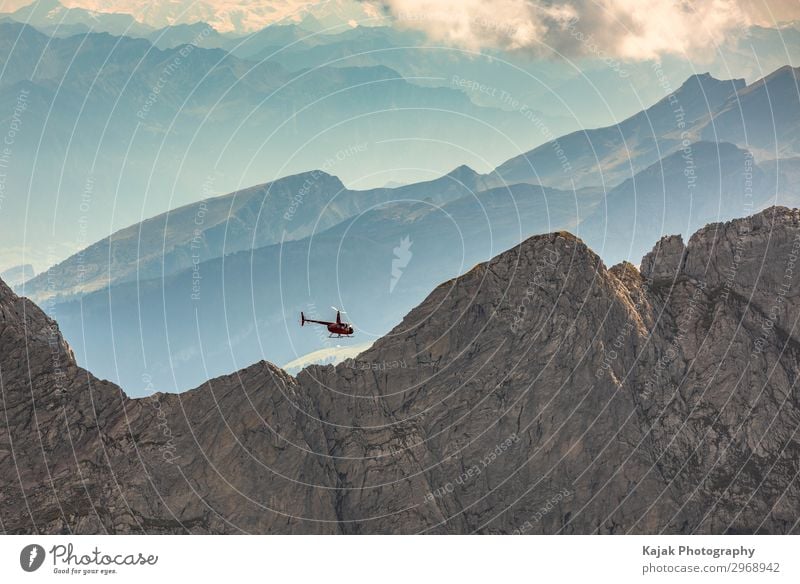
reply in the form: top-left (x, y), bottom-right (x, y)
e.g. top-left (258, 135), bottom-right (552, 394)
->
top-left (300, 308), bottom-right (354, 338)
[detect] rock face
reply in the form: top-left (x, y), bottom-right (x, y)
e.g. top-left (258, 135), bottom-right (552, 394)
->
top-left (2, 207), bottom-right (800, 534)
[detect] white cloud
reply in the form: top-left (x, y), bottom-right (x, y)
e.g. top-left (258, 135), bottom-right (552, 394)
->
top-left (370, 0), bottom-right (800, 60)
top-left (6, 0), bottom-right (798, 50)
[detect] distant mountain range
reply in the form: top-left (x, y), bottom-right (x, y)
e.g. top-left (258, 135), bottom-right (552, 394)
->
top-left (1, 5), bottom-right (798, 275)
top-left (494, 67), bottom-right (800, 189)
top-left (23, 65), bottom-right (800, 302)
top-left (3, 0), bottom-right (376, 35)
top-left (21, 166), bottom-right (495, 303)
top-left (18, 64), bottom-right (800, 393)
top-left (0, 19), bottom-right (560, 271)
top-left (2, 2), bottom-right (799, 397)
top-left (42, 178), bottom-right (594, 393)
top-left (0, 263), bottom-right (34, 286)
top-left (7, 0), bottom-right (153, 36)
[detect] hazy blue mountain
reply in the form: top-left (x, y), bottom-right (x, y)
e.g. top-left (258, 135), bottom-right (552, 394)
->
top-left (22, 165), bottom-right (494, 303)
top-left (701, 65), bottom-right (800, 157)
top-left (3, 27), bottom-right (796, 397)
top-left (712, 24), bottom-right (800, 80)
top-left (493, 73), bottom-right (747, 190)
top-left (47, 140), bottom-right (790, 394)
top-left (540, 23), bottom-right (800, 127)
top-left (2, 17), bottom-right (796, 274)
top-left (8, 0), bottom-right (153, 37)
top-left (48, 180), bottom-right (597, 394)
top-left (145, 22), bottom-right (227, 50)
top-left (222, 21), bottom-right (338, 59)
top-left (494, 67), bottom-right (800, 192)
top-left (576, 142), bottom-right (777, 265)
top-left (0, 263), bottom-right (34, 286)
top-left (0, 21), bottom-right (535, 272)
top-left (222, 22), bottom-right (799, 135)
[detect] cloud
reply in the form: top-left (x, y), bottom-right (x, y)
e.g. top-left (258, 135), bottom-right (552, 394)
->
top-left (7, 0), bottom-right (798, 48)
top-left (368, 0), bottom-right (800, 60)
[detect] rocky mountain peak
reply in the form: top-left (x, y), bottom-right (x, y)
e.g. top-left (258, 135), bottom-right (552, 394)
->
top-left (0, 274), bottom-right (74, 366)
top-left (640, 234), bottom-right (686, 282)
top-left (3, 208), bottom-right (800, 534)
top-left (680, 70), bottom-right (746, 93)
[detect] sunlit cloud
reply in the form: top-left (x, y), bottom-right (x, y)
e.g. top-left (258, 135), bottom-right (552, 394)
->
top-left (3, 0), bottom-right (798, 51)
top-left (367, 0), bottom-right (800, 60)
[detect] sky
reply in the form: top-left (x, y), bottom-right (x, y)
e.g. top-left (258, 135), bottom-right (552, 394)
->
top-left (2, 0), bottom-right (799, 56)
top-left (376, 0), bottom-right (800, 60)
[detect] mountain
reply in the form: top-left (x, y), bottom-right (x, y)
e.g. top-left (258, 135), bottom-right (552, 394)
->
top-left (9, 0), bottom-right (153, 36)
top-left (494, 67), bottom-right (800, 191)
top-left (9, 59), bottom-right (799, 396)
top-left (2, 207), bottom-right (800, 534)
top-left (576, 141), bottom-right (774, 265)
top-left (20, 170), bottom-right (352, 303)
top-left (493, 72), bottom-right (746, 190)
top-left (27, 140), bottom-right (796, 393)
top-left (145, 22), bottom-right (227, 50)
top-left (2, 17), bottom-right (796, 275)
top-left (701, 66), bottom-right (800, 157)
top-left (0, 21), bottom-right (536, 271)
top-left (24, 63), bottom-right (799, 303)
top-left (0, 263), bottom-right (34, 286)
top-left (21, 165), bottom-right (494, 304)
top-left (68, 0), bottom-right (376, 35)
top-left (44, 180), bottom-right (596, 393)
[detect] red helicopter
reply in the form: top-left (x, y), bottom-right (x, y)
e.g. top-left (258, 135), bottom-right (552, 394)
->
top-left (300, 308), bottom-right (354, 338)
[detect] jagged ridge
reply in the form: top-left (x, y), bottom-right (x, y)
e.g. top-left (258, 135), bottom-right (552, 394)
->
top-left (1, 207), bottom-right (800, 534)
